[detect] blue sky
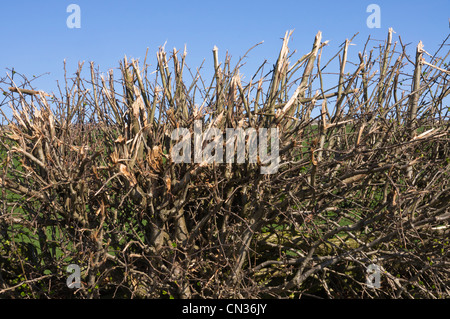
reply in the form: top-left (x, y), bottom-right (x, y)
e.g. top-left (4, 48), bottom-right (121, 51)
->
top-left (0, 0), bottom-right (449, 120)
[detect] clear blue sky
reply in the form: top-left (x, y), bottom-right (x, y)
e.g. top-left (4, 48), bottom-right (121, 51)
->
top-left (0, 0), bottom-right (449, 120)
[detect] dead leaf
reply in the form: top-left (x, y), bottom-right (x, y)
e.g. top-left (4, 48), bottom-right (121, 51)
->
top-left (165, 175), bottom-right (171, 193)
top-left (119, 163), bottom-right (137, 186)
top-left (147, 145), bottom-right (163, 173)
top-left (110, 150), bottom-right (119, 164)
top-left (115, 135), bottom-right (126, 143)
